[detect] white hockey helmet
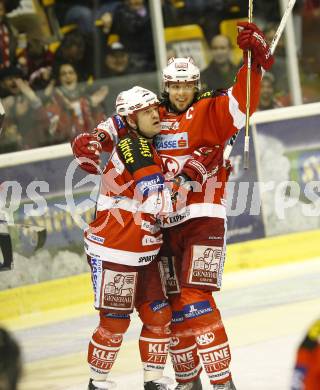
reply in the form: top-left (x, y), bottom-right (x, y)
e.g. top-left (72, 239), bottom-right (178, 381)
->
top-left (162, 57), bottom-right (201, 91)
top-left (116, 86), bottom-right (159, 117)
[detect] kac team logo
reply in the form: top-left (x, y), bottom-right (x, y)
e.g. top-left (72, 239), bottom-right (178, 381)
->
top-left (161, 155), bottom-right (180, 176)
top-left (196, 332), bottom-right (215, 346)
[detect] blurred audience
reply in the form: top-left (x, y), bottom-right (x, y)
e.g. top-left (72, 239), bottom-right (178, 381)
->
top-left (54, 1), bottom-right (121, 36)
top-left (0, 0), bottom-right (319, 154)
top-left (161, 0), bottom-right (181, 26)
top-left (263, 23), bottom-right (289, 96)
top-left (258, 72), bottom-right (284, 111)
top-left (0, 66), bottom-right (49, 152)
top-left (201, 34), bottom-right (239, 90)
top-left (101, 42), bottom-right (139, 78)
top-left (16, 37), bottom-right (55, 91)
top-left (0, 0), bottom-right (18, 70)
top-left (2, 0), bottom-right (21, 13)
top-left (54, 30), bottom-right (93, 82)
top-left (0, 327), bottom-right (22, 390)
top-left (302, 0), bottom-right (320, 75)
top-left (43, 62), bottom-right (108, 145)
top-left (110, 0), bottom-right (156, 72)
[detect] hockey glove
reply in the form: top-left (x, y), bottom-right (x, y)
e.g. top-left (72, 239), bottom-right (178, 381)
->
top-left (237, 22), bottom-right (274, 71)
top-left (182, 145), bottom-right (224, 184)
top-left (72, 115), bottom-right (128, 174)
top-left (71, 133), bottom-right (102, 174)
top-left (168, 146), bottom-right (224, 203)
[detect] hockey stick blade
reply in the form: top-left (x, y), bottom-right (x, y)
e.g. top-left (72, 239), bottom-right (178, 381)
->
top-left (0, 232), bottom-right (13, 271)
top-left (0, 100), bottom-right (5, 134)
top-left (0, 220), bottom-right (47, 256)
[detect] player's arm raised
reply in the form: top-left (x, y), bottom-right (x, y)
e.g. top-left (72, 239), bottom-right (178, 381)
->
top-left (213, 22), bottom-right (274, 143)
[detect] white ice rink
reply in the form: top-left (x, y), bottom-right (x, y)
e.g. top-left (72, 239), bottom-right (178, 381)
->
top-left (11, 258), bottom-right (320, 390)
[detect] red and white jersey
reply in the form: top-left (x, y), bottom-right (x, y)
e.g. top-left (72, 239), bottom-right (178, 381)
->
top-left (156, 65), bottom-right (261, 227)
top-left (92, 114), bottom-right (127, 153)
top-left (84, 134), bottom-right (172, 266)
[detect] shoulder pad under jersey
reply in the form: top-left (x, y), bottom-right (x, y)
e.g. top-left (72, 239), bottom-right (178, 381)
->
top-left (111, 114), bottom-right (127, 138)
top-left (93, 117), bottom-right (118, 142)
top-left (197, 89), bottom-right (228, 101)
top-left (117, 135), bottom-right (154, 175)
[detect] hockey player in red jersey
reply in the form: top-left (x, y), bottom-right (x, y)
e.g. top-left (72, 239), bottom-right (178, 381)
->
top-left (84, 86), bottom-right (220, 390)
top-left (152, 22), bottom-right (273, 390)
top-left (85, 86), bottom-right (175, 390)
top-left (291, 318), bottom-right (320, 390)
top-left (71, 22), bottom-right (274, 390)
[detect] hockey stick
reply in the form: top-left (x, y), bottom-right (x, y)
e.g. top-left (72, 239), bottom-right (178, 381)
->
top-left (0, 100), bottom-right (4, 134)
top-left (224, 0), bottom-right (297, 161)
top-left (0, 231), bottom-right (13, 271)
top-left (0, 220), bottom-right (47, 271)
top-left (243, 0), bottom-right (254, 170)
top-left (0, 92), bottom-right (46, 270)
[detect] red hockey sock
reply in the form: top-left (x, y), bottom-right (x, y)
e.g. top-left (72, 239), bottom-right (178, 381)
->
top-left (139, 325), bottom-right (171, 382)
top-left (88, 330), bottom-right (123, 380)
top-left (195, 325), bottom-right (231, 384)
top-left (169, 335), bottom-right (202, 383)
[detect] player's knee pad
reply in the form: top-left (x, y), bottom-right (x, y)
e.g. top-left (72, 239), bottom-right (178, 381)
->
top-left (138, 300), bottom-right (172, 335)
top-left (94, 311), bottom-right (131, 341)
top-left (169, 295), bottom-right (192, 336)
top-left (180, 287), bottom-right (223, 335)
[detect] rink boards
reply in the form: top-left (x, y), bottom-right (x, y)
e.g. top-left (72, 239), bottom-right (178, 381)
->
top-left (1, 229), bottom-right (320, 322)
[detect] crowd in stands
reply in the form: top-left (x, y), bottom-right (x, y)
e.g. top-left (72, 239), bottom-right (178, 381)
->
top-left (0, 0), bottom-right (319, 153)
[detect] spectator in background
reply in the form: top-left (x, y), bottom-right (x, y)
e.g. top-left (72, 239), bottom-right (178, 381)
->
top-left (254, 0), bottom-right (281, 28)
top-left (0, 66), bottom-right (49, 151)
top-left (24, 38), bottom-right (54, 78)
top-left (43, 62), bottom-right (108, 145)
top-left (0, 0), bottom-right (18, 70)
top-left (291, 317), bottom-right (320, 390)
top-left (175, 0), bottom-right (224, 41)
top-left (0, 327), bottom-right (22, 390)
top-left (201, 34), bottom-right (239, 90)
top-left (3, 0), bottom-right (20, 13)
top-left (56, 1), bottom-right (121, 36)
top-left (263, 23), bottom-right (289, 96)
top-left (161, 0), bottom-right (180, 27)
top-left (111, 0), bottom-right (156, 72)
top-left (54, 30), bottom-right (93, 82)
top-left (101, 42), bottom-right (139, 78)
top-left (172, 0), bottom-right (247, 42)
top-left (302, 0), bottom-right (320, 76)
top-left (258, 72), bottom-right (283, 111)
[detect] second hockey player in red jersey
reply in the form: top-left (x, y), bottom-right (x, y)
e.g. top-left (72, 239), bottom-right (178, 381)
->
top-left (84, 86), bottom-right (220, 390)
top-left (153, 22), bottom-right (273, 390)
top-left (85, 87), bottom-right (174, 390)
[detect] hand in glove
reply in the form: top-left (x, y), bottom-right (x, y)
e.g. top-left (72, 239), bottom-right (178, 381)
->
top-left (169, 145), bottom-right (224, 203)
top-left (71, 115), bottom-right (128, 174)
top-left (71, 133), bottom-right (102, 174)
top-left (182, 145), bottom-right (224, 184)
top-left (237, 22), bottom-right (274, 71)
